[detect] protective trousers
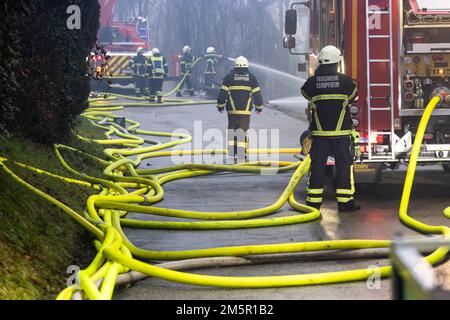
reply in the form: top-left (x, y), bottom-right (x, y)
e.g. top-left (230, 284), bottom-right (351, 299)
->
top-left (205, 73), bottom-right (216, 89)
top-left (177, 75), bottom-right (194, 95)
top-left (149, 78), bottom-right (164, 102)
top-left (307, 136), bottom-right (355, 208)
top-left (227, 114), bottom-right (250, 162)
top-left (135, 76), bottom-right (148, 96)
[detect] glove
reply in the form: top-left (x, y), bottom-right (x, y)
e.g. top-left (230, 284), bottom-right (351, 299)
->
top-left (301, 135), bottom-right (313, 156)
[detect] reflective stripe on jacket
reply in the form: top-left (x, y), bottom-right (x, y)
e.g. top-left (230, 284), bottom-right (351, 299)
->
top-left (301, 66), bottom-right (358, 137)
top-left (217, 69), bottom-right (264, 115)
top-left (148, 55), bottom-right (168, 79)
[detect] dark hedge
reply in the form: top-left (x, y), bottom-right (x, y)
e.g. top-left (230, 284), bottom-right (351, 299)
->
top-left (0, 1), bottom-right (99, 144)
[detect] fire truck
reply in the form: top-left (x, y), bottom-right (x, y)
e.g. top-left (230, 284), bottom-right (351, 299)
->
top-left (97, 0), bottom-right (151, 85)
top-left (284, 0), bottom-right (450, 180)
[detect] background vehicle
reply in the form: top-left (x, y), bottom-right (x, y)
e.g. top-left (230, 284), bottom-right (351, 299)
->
top-left (284, 0), bottom-right (450, 180)
top-left (97, 0), bottom-right (151, 86)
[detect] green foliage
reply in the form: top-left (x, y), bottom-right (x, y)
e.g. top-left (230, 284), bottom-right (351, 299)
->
top-left (0, 1), bottom-right (99, 144)
top-left (0, 118), bottom-right (106, 299)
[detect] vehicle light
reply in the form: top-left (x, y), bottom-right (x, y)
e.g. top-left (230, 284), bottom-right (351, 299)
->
top-left (432, 55), bottom-right (439, 61)
top-left (354, 96), bottom-right (360, 102)
top-left (350, 105), bottom-right (360, 115)
top-left (413, 56), bottom-right (421, 64)
top-left (439, 69), bottom-right (445, 76)
top-left (352, 118), bottom-right (360, 127)
top-left (369, 133), bottom-right (384, 144)
top-left (404, 57), bottom-right (412, 64)
top-left (377, 135), bottom-right (384, 144)
top-left (361, 133), bottom-right (384, 145)
top-left (360, 145), bottom-right (367, 154)
top-left (423, 134), bottom-right (434, 140)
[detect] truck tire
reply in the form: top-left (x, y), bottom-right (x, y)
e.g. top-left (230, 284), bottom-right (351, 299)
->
top-left (444, 163), bottom-right (450, 173)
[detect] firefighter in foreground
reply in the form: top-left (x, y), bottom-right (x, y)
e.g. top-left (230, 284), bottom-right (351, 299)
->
top-left (301, 45), bottom-right (360, 212)
top-left (148, 48), bottom-right (169, 103)
top-left (217, 56), bottom-right (263, 163)
top-left (177, 45), bottom-right (196, 97)
top-left (204, 47), bottom-right (223, 89)
top-left (129, 47), bottom-right (149, 97)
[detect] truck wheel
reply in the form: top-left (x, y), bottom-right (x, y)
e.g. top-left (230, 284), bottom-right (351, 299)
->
top-left (444, 163), bottom-right (450, 173)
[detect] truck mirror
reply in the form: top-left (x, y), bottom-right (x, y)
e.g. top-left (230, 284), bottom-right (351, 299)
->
top-left (298, 63), bottom-right (307, 73)
top-left (283, 36), bottom-right (296, 49)
top-left (285, 9), bottom-right (297, 35)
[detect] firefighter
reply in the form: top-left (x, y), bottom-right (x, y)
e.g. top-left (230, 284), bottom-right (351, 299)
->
top-left (301, 45), bottom-right (360, 212)
top-left (204, 47), bottom-right (223, 89)
top-left (176, 45), bottom-right (195, 97)
top-left (148, 48), bottom-right (169, 103)
top-left (129, 47), bottom-right (149, 97)
top-left (217, 56), bottom-right (263, 163)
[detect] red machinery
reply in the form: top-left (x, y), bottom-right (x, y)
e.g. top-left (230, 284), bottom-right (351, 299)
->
top-left (98, 0), bottom-right (150, 52)
top-left (96, 0), bottom-right (151, 84)
top-left (285, 0), bottom-right (450, 178)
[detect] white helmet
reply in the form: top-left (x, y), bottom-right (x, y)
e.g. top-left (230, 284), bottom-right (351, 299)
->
top-left (206, 47), bottom-right (216, 54)
top-left (183, 45), bottom-right (192, 53)
top-left (318, 45), bottom-right (342, 65)
top-left (152, 48), bottom-right (160, 55)
top-left (137, 47), bottom-right (145, 54)
top-left (235, 56), bottom-right (249, 68)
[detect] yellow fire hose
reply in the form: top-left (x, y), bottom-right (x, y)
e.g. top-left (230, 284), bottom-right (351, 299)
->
top-left (0, 95), bottom-right (449, 300)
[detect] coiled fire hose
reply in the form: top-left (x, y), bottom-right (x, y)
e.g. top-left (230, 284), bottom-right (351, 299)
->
top-left (0, 94), bottom-right (449, 300)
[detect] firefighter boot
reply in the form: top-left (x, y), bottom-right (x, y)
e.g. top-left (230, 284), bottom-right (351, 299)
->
top-left (176, 91), bottom-right (183, 97)
top-left (338, 200), bottom-right (361, 212)
top-left (157, 95), bottom-right (163, 104)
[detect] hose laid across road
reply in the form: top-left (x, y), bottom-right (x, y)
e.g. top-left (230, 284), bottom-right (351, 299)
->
top-left (1, 95), bottom-right (449, 299)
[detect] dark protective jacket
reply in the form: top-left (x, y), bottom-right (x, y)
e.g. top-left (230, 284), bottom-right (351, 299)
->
top-left (301, 64), bottom-right (358, 137)
top-left (217, 68), bottom-right (264, 115)
top-left (204, 53), bottom-right (221, 74)
top-left (180, 52), bottom-right (195, 75)
top-left (129, 54), bottom-right (148, 76)
top-left (148, 54), bottom-right (169, 79)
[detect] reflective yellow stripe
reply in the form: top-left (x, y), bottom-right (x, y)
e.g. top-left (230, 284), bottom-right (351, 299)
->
top-left (252, 87), bottom-right (261, 94)
top-left (350, 165), bottom-right (355, 193)
top-left (311, 130), bottom-right (352, 137)
top-left (349, 86), bottom-right (358, 101)
top-left (312, 103), bottom-right (323, 132)
top-left (218, 104), bottom-right (225, 108)
top-left (229, 86), bottom-right (252, 91)
top-left (335, 100), bottom-right (350, 132)
top-left (301, 89), bottom-right (311, 100)
top-left (307, 197), bottom-right (323, 204)
top-left (237, 142), bottom-right (248, 148)
top-left (311, 94), bottom-right (349, 102)
top-left (221, 85), bottom-right (229, 91)
top-left (336, 189), bottom-right (354, 196)
top-left (337, 197), bottom-right (354, 204)
top-left (255, 105), bottom-right (263, 110)
top-left (307, 188), bottom-right (324, 195)
top-left (245, 94), bottom-right (253, 112)
top-left (228, 110), bottom-right (252, 115)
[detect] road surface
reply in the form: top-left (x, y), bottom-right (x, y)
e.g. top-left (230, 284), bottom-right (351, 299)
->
top-left (107, 94), bottom-right (450, 300)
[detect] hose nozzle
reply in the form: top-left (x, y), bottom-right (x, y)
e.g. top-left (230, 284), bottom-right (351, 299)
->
top-left (432, 87), bottom-right (450, 106)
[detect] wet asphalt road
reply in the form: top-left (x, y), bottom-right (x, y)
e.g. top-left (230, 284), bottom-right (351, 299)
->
top-left (108, 95), bottom-right (450, 300)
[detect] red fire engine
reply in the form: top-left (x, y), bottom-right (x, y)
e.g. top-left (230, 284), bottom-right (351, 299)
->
top-left (96, 0), bottom-right (152, 85)
top-left (285, 0), bottom-right (450, 179)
